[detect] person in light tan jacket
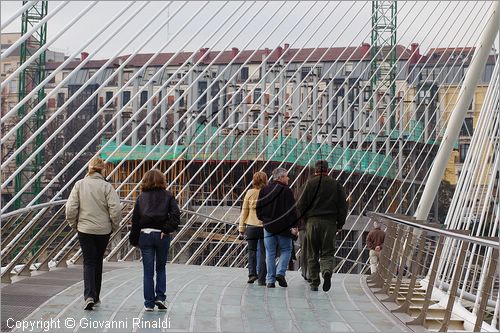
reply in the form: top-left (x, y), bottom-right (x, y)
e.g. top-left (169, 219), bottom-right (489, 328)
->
top-left (239, 171), bottom-right (268, 285)
top-left (66, 157), bottom-right (122, 310)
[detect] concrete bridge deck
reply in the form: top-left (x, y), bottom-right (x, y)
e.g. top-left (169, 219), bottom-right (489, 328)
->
top-left (2, 263), bottom-right (413, 332)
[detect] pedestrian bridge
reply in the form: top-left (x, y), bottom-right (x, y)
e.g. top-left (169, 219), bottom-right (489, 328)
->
top-left (2, 1), bottom-right (500, 331)
top-left (1, 207), bottom-right (498, 332)
top-left (2, 263), bottom-right (410, 333)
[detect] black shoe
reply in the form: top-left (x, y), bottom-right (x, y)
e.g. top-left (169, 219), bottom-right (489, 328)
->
top-left (275, 275), bottom-right (288, 288)
top-left (258, 280), bottom-right (266, 286)
top-left (84, 298), bottom-right (94, 310)
top-left (247, 275), bottom-right (258, 284)
top-left (322, 271), bottom-right (332, 292)
top-left (266, 283), bottom-right (275, 288)
top-left (310, 285), bottom-right (318, 291)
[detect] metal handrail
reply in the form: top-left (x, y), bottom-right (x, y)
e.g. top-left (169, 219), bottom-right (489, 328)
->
top-left (180, 209), bottom-right (238, 226)
top-left (370, 212), bottom-right (499, 248)
top-left (1, 199), bottom-right (238, 226)
top-left (367, 211), bottom-right (499, 332)
top-left (1, 200), bottom-right (67, 219)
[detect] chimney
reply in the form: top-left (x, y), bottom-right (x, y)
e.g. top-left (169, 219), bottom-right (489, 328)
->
top-left (199, 48), bottom-right (209, 61)
top-left (284, 43), bottom-right (289, 50)
top-left (276, 46), bottom-right (283, 57)
top-left (361, 43), bottom-right (370, 55)
top-left (265, 48), bottom-right (270, 55)
top-left (231, 47), bottom-right (239, 58)
top-left (410, 43), bottom-right (420, 64)
top-left (81, 52), bottom-right (89, 61)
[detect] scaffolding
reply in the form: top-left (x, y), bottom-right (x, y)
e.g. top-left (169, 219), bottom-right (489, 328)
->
top-left (15, 1), bottom-right (48, 209)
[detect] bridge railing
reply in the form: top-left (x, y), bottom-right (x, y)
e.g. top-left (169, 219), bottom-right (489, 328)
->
top-left (1, 199), bottom-right (368, 283)
top-left (368, 212), bottom-right (499, 332)
top-left (0, 200), bottom-right (249, 282)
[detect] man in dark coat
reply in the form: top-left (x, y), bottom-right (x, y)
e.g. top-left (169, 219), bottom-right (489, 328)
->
top-left (297, 160), bottom-right (348, 291)
top-left (256, 167), bottom-right (298, 288)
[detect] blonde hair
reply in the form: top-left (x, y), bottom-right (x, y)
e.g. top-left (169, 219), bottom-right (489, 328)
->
top-left (141, 169), bottom-right (167, 192)
top-left (88, 157), bottom-right (105, 174)
top-left (252, 171), bottom-right (268, 189)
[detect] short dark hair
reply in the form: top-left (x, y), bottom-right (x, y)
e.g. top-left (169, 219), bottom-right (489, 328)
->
top-left (315, 160), bottom-right (329, 173)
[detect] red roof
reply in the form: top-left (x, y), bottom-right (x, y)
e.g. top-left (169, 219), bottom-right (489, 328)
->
top-left (415, 47), bottom-right (497, 65)
top-left (46, 44), bottom-right (414, 70)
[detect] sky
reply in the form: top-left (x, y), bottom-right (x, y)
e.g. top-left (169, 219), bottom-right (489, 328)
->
top-left (1, 1), bottom-right (498, 60)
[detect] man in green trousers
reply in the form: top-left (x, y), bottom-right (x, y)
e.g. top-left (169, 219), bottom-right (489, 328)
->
top-left (297, 160), bottom-right (348, 291)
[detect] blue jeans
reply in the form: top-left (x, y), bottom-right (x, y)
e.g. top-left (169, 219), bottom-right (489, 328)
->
top-left (139, 232), bottom-right (170, 308)
top-left (263, 230), bottom-right (292, 284)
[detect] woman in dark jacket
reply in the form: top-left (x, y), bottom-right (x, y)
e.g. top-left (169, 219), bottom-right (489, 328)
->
top-left (130, 169), bottom-right (180, 311)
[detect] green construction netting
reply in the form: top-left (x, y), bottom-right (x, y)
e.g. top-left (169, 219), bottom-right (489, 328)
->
top-left (100, 125), bottom-right (406, 179)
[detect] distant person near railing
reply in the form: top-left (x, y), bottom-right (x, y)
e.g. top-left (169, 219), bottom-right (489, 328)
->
top-left (366, 221), bottom-right (385, 274)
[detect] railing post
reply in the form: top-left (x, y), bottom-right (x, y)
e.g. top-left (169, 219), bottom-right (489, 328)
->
top-left (370, 218), bottom-right (396, 289)
top-left (385, 226), bottom-right (413, 302)
top-left (473, 247), bottom-right (499, 332)
top-left (407, 235), bottom-right (445, 326)
top-left (36, 230), bottom-right (73, 272)
top-left (439, 240), bottom-right (470, 332)
top-left (382, 224), bottom-right (404, 295)
top-left (394, 230), bottom-right (427, 314)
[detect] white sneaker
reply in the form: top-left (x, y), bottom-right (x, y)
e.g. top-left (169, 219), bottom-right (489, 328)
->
top-left (155, 300), bottom-right (168, 310)
top-left (84, 298), bottom-right (94, 310)
top-left (144, 306), bottom-right (154, 312)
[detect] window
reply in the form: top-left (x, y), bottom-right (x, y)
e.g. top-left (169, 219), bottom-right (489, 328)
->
top-left (240, 67), bottom-right (249, 81)
top-left (3, 63), bottom-right (12, 72)
top-left (8, 80), bottom-right (17, 93)
top-left (459, 143), bottom-right (470, 163)
top-left (253, 88), bottom-right (261, 103)
top-left (460, 118), bottom-right (474, 136)
top-left (197, 81), bottom-right (208, 109)
top-left (344, 63), bottom-right (353, 75)
top-left (468, 98), bottom-right (474, 111)
top-left (140, 91), bottom-right (148, 106)
top-left (123, 71), bottom-right (133, 83)
top-left (234, 91), bottom-right (243, 105)
top-left (275, 87), bottom-right (280, 106)
top-left (179, 90), bottom-right (185, 108)
top-left (122, 91), bottom-right (131, 105)
top-left (57, 93), bottom-right (65, 107)
top-left (301, 67), bottom-right (311, 80)
top-left (105, 91), bottom-right (113, 103)
top-left (62, 72), bottom-right (69, 80)
top-left (420, 68), bottom-right (428, 81)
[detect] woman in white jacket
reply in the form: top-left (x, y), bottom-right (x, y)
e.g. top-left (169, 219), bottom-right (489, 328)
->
top-left (66, 157), bottom-right (122, 310)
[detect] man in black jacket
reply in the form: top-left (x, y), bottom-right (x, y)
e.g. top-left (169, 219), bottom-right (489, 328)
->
top-left (256, 168), bottom-right (298, 288)
top-left (297, 160), bottom-right (348, 292)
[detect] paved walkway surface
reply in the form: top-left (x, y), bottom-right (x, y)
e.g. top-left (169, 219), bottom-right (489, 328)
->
top-left (4, 263), bottom-right (413, 332)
